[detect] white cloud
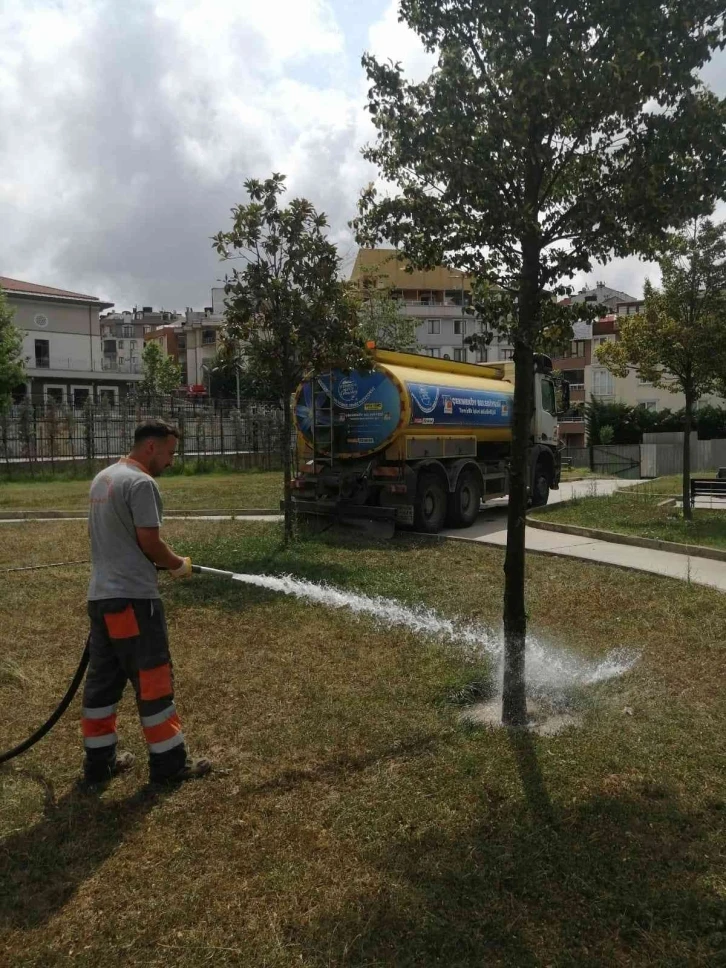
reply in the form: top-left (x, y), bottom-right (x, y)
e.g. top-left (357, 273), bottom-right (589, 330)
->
top-left (367, 0), bottom-right (435, 83)
top-left (0, 0), bottom-right (371, 307)
top-left (1, 0), bottom-right (725, 307)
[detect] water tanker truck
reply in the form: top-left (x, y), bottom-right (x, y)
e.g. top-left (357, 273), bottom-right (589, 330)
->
top-left (290, 348), bottom-right (565, 536)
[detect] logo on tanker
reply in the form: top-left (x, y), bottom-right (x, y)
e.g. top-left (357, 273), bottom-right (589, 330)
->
top-left (411, 384), bottom-right (440, 414)
top-left (338, 378), bottom-right (358, 403)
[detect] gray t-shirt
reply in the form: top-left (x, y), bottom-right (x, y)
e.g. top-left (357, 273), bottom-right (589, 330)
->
top-left (87, 458), bottom-right (163, 601)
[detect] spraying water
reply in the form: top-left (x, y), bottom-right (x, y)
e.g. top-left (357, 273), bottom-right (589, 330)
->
top-left (228, 571), bottom-right (637, 699)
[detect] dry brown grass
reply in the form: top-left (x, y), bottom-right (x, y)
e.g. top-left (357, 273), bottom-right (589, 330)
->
top-left (0, 519), bottom-right (725, 967)
top-left (0, 470), bottom-right (281, 511)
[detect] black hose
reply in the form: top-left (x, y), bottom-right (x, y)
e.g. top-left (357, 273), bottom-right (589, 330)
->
top-left (0, 638), bottom-right (90, 766)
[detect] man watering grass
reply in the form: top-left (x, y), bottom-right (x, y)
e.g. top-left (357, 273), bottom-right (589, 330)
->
top-left (82, 418), bottom-right (212, 786)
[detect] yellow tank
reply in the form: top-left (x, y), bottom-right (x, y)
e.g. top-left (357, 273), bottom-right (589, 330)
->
top-left (294, 349), bottom-right (515, 460)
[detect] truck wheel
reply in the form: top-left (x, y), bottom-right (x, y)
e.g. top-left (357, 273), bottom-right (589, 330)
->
top-left (447, 469), bottom-right (483, 528)
top-left (414, 473), bottom-right (447, 534)
top-left (530, 460), bottom-right (550, 507)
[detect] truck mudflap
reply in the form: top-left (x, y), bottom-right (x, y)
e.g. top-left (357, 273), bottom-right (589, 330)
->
top-left (285, 497), bottom-right (401, 539)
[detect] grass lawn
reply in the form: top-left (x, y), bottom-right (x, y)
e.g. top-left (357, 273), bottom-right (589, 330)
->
top-left (1, 519), bottom-right (725, 966)
top-left (560, 466), bottom-right (612, 482)
top-left (533, 483), bottom-right (726, 551)
top-left (633, 474), bottom-right (716, 497)
top-left (0, 469), bottom-right (282, 511)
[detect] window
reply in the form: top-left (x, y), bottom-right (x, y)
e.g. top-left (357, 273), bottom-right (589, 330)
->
top-left (123, 325), bottom-right (134, 338)
top-left (118, 340), bottom-right (124, 348)
top-left (454, 319), bottom-right (465, 336)
top-left (475, 348), bottom-right (487, 363)
top-left (97, 387), bottom-right (118, 406)
top-left (177, 336), bottom-right (186, 349)
top-left (44, 386), bottom-right (65, 405)
top-left (427, 319), bottom-right (441, 335)
top-left (425, 347), bottom-right (441, 358)
top-left (202, 329), bottom-right (216, 345)
top-left (453, 348), bottom-right (466, 362)
top-left (35, 339), bottom-right (50, 368)
top-left (500, 348), bottom-right (514, 360)
top-left (559, 339), bottom-right (588, 359)
top-left (420, 291), bottom-right (434, 306)
top-left (639, 400), bottom-right (658, 411)
top-left (592, 368), bottom-right (615, 397)
top-left (541, 380), bottom-right (556, 415)
top-left (130, 340), bottom-right (137, 349)
top-left (593, 336), bottom-right (612, 347)
top-left (637, 375), bottom-right (653, 386)
top-left (71, 386), bottom-right (91, 408)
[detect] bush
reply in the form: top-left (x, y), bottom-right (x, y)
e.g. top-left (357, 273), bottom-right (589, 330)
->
top-left (585, 397), bottom-right (726, 444)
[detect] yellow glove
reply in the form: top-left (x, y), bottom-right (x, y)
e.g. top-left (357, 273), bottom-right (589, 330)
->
top-left (170, 556), bottom-right (193, 579)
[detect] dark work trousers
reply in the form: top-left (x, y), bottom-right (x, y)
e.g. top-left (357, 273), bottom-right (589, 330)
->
top-left (83, 598), bottom-right (187, 782)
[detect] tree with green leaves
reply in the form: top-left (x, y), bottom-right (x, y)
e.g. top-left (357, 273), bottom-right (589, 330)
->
top-left (353, 0), bottom-right (726, 726)
top-left (212, 174), bottom-right (366, 541)
top-left (0, 286), bottom-right (26, 411)
top-left (356, 279), bottom-right (418, 352)
top-left (139, 340), bottom-right (183, 398)
top-left (597, 218), bottom-right (726, 520)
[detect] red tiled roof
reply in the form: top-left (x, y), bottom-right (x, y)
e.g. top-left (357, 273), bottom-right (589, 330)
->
top-left (0, 275), bottom-right (99, 301)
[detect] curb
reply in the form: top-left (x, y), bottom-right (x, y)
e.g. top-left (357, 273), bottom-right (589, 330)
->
top-left (527, 517), bottom-right (726, 563)
top-left (0, 508), bottom-right (278, 521)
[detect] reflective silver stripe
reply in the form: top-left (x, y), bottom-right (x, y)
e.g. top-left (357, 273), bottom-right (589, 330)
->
top-left (82, 704), bottom-right (118, 720)
top-left (140, 703), bottom-right (176, 729)
top-left (148, 731), bottom-right (185, 755)
top-left (84, 733), bottom-right (118, 749)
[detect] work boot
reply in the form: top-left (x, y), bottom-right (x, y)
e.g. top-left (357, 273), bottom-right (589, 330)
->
top-left (80, 751), bottom-right (137, 789)
top-left (152, 756), bottom-right (212, 785)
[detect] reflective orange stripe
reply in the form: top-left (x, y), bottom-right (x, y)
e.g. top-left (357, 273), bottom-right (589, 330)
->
top-left (82, 713), bottom-right (117, 738)
top-left (139, 663), bottom-right (173, 701)
top-left (104, 605), bottom-right (140, 640)
top-left (143, 712), bottom-right (182, 746)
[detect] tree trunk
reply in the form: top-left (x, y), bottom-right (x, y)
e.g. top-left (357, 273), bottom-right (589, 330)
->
top-left (683, 388), bottom-right (693, 523)
top-left (502, 267), bottom-right (537, 727)
top-left (281, 360), bottom-right (293, 545)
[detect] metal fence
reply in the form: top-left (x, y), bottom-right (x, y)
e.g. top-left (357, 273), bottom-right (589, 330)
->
top-left (0, 400), bottom-right (286, 477)
top-left (563, 444), bottom-right (642, 479)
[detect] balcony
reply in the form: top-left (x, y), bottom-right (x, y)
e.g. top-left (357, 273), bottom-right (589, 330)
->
top-left (101, 360), bottom-right (143, 373)
top-left (27, 357), bottom-right (144, 377)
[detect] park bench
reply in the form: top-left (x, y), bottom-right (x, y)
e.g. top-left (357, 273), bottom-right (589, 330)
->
top-left (690, 477), bottom-right (726, 502)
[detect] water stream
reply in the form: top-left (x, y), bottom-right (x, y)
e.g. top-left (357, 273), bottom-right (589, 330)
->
top-left (228, 571), bottom-right (637, 700)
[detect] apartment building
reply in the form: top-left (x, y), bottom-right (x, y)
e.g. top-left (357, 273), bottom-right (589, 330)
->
top-left (0, 275), bottom-right (150, 406)
top-left (350, 249), bottom-right (511, 362)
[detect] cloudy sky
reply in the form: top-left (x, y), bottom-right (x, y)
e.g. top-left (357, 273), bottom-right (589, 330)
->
top-left (1, 0), bottom-right (725, 312)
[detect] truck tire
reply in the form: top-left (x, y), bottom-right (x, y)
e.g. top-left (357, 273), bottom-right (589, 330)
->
top-left (414, 472), bottom-right (448, 534)
top-left (447, 469), bottom-right (483, 528)
top-left (530, 460), bottom-right (550, 507)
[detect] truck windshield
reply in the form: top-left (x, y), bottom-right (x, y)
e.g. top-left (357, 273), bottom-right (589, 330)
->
top-left (540, 379), bottom-right (556, 416)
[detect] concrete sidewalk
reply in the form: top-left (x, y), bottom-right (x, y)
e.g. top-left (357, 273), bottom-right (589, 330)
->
top-left (441, 479), bottom-right (726, 592)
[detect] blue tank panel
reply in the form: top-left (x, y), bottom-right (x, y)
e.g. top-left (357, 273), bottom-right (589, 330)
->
top-left (406, 379), bottom-right (511, 428)
top-left (295, 370), bottom-right (402, 455)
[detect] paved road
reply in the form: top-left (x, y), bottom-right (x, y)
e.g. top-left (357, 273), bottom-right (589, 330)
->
top-left (441, 479), bottom-right (726, 592)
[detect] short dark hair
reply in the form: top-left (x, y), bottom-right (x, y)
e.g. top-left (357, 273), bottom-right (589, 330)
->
top-left (133, 418), bottom-right (180, 445)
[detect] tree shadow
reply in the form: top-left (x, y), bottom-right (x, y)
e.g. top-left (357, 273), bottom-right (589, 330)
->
top-left (0, 771), bottom-right (172, 931)
top-left (284, 735), bottom-right (725, 966)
